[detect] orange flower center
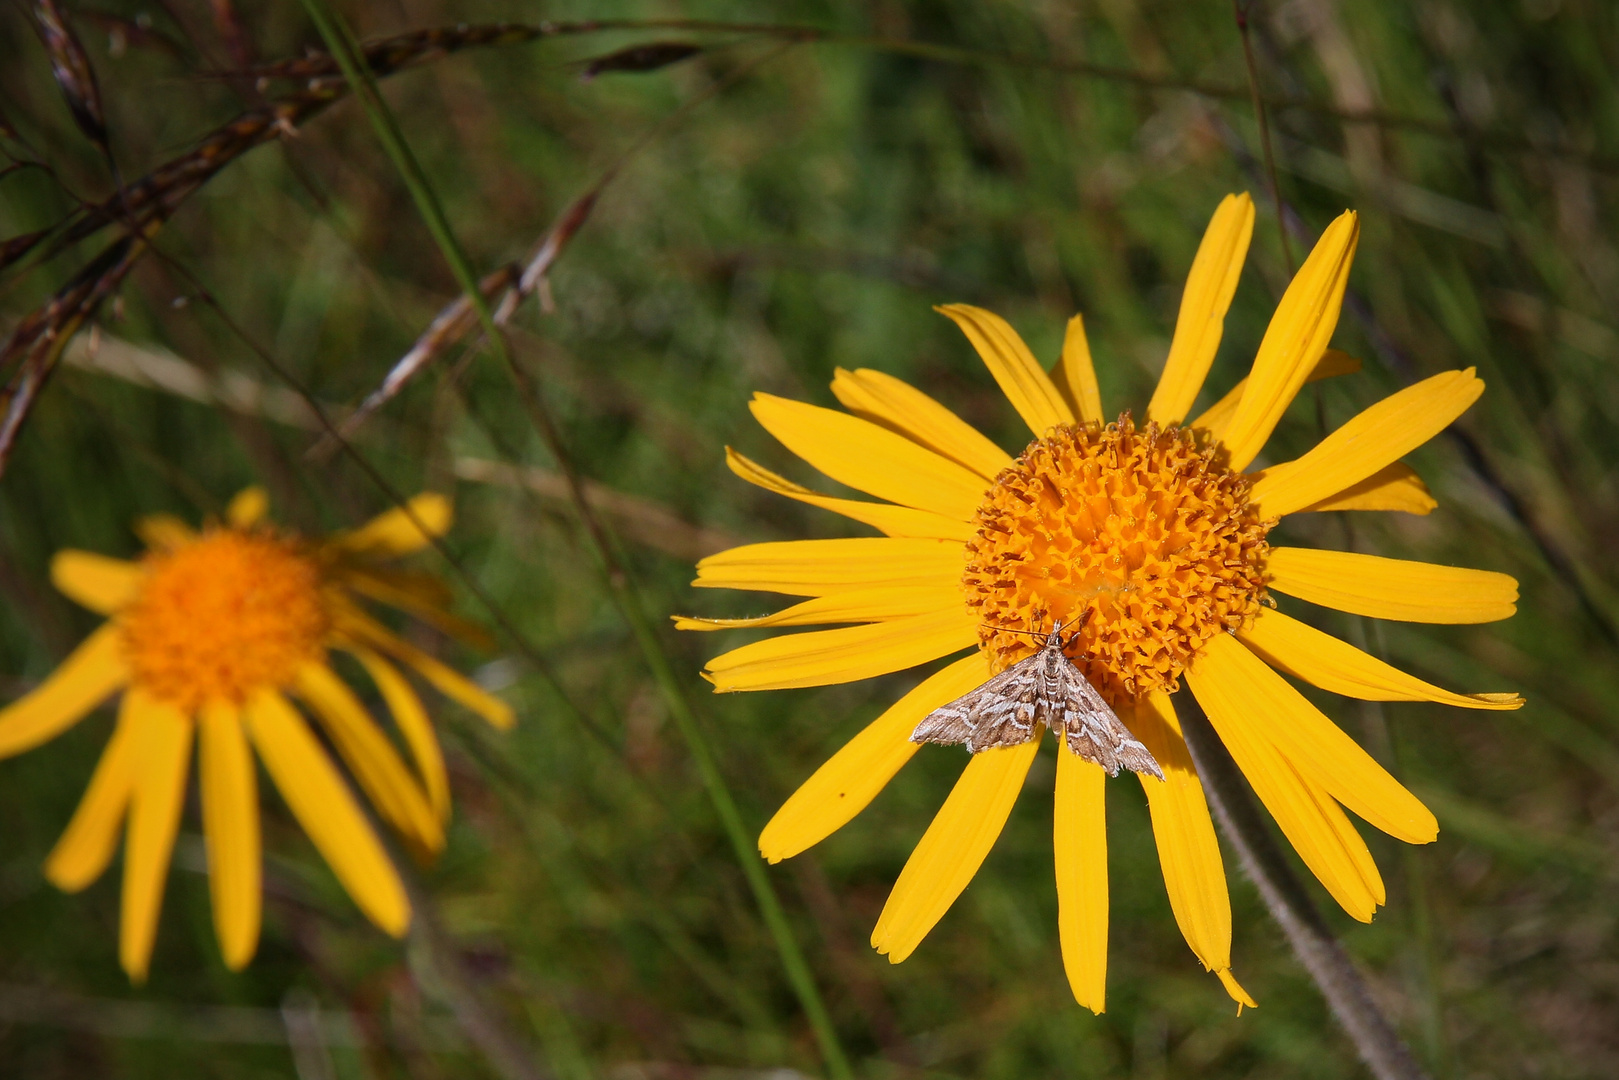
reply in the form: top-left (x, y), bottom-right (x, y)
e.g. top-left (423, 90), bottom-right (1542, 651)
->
top-left (962, 417), bottom-right (1270, 704)
top-left (119, 529), bottom-right (330, 711)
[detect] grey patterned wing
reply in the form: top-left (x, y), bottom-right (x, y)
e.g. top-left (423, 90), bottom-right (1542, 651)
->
top-left (1052, 664), bottom-right (1165, 780)
top-left (911, 655), bottom-right (1043, 753)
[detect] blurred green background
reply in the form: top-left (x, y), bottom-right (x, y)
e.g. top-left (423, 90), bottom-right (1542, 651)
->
top-left (3, 0), bottom-right (1618, 1076)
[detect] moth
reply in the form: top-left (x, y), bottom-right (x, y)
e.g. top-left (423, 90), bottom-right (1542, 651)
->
top-left (911, 620), bottom-right (1165, 780)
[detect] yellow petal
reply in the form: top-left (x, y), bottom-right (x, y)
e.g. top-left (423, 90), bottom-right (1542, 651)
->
top-left (1191, 349), bottom-right (1361, 441)
top-left (1127, 693), bottom-right (1231, 973)
top-left (1054, 747), bottom-right (1107, 1014)
top-left (1187, 660), bottom-right (1382, 921)
top-left (936, 304), bottom-right (1076, 436)
top-left (1049, 315), bottom-right (1105, 426)
top-left (331, 493), bottom-right (453, 558)
top-left (119, 692), bottom-right (192, 983)
top-left (134, 514), bottom-right (195, 551)
top-left (348, 646), bottom-right (450, 822)
top-left (1250, 369), bottom-right (1483, 517)
top-left (294, 662), bottom-right (444, 856)
top-left (693, 537), bottom-right (966, 597)
top-left (334, 606), bottom-right (514, 730)
top-left (44, 693), bottom-right (142, 892)
top-left (1290, 462), bottom-right (1437, 515)
top-left (1197, 634), bottom-right (1437, 844)
top-left (1218, 969), bottom-right (1258, 1011)
top-left (1147, 194), bottom-right (1256, 426)
top-left (750, 394), bottom-right (988, 521)
top-left (1268, 547), bottom-right (1518, 623)
top-left (830, 368), bottom-right (1014, 480)
top-left (703, 609), bottom-right (978, 693)
top-left (0, 624), bottom-right (128, 758)
top-left (199, 700), bottom-right (261, 971)
top-left (244, 689), bottom-right (409, 936)
top-left (726, 449), bottom-right (975, 541)
top-left (1220, 212), bottom-right (1361, 471)
top-left (759, 654), bottom-right (988, 863)
top-left (1238, 608), bottom-right (1522, 710)
top-left (871, 738), bottom-right (1040, 962)
top-left (51, 551), bottom-right (143, 614)
top-left (226, 487), bottom-right (269, 527)
top-left (674, 584), bottom-right (964, 631)
top-left (337, 566), bottom-right (496, 651)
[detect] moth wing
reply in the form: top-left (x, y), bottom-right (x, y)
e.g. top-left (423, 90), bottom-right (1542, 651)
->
top-left (1054, 663), bottom-right (1165, 780)
top-left (911, 654), bottom-right (1041, 753)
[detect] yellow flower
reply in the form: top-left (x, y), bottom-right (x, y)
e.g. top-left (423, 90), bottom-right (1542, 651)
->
top-left (0, 488), bottom-right (513, 981)
top-left (680, 195), bottom-right (1522, 1012)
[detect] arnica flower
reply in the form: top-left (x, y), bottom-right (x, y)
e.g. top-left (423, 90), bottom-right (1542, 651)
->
top-left (679, 194), bottom-right (1521, 1012)
top-left (0, 488), bottom-right (513, 981)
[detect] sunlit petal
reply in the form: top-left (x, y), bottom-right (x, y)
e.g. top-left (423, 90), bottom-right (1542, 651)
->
top-left (1054, 747), bottom-right (1107, 1013)
top-left (0, 624), bottom-right (128, 758)
top-left (51, 551), bottom-right (143, 614)
top-left (245, 689), bottom-right (409, 936)
top-left (725, 449), bottom-right (975, 540)
top-left (1220, 212), bottom-right (1360, 470)
top-left (750, 393), bottom-right (989, 521)
top-left (1268, 547), bottom-right (1518, 623)
top-left (759, 655), bottom-right (988, 862)
top-left (830, 367), bottom-right (1014, 480)
top-left (937, 304), bottom-right (1075, 436)
top-left (703, 609), bottom-right (978, 692)
top-left (1147, 194), bottom-right (1255, 426)
top-left (119, 692), bottom-right (192, 983)
top-left (872, 739), bottom-right (1040, 962)
top-left (199, 699), bottom-right (261, 971)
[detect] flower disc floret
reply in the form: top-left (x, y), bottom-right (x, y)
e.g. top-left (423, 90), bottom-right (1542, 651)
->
top-left (119, 529), bottom-right (329, 710)
top-left (963, 416), bottom-right (1271, 703)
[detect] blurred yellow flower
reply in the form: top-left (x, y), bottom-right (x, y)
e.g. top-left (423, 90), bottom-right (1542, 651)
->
top-left (0, 488), bottom-right (513, 981)
top-left (680, 195), bottom-right (1522, 1012)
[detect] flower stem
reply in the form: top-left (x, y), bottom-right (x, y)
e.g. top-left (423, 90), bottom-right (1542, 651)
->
top-left (296, 4), bottom-right (852, 1075)
top-left (1173, 693), bottom-right (1430, 1080)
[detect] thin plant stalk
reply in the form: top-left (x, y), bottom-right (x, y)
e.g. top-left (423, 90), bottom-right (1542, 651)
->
top-left (1173, 693), bottom-right (1430, 1080)
top-left (294, 4), bottom-right (854, 1076)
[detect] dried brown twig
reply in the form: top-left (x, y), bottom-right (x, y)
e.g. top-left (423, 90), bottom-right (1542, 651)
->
top-left (0, 224), bottom-right (157, 472)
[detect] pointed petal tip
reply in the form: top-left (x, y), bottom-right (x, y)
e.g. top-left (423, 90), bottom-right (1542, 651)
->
top-left (1216, 968), bottom-right (1257, 1009)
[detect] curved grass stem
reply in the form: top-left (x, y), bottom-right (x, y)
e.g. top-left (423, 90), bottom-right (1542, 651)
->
top-left (295, 2), bottom-right (853, 1075)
